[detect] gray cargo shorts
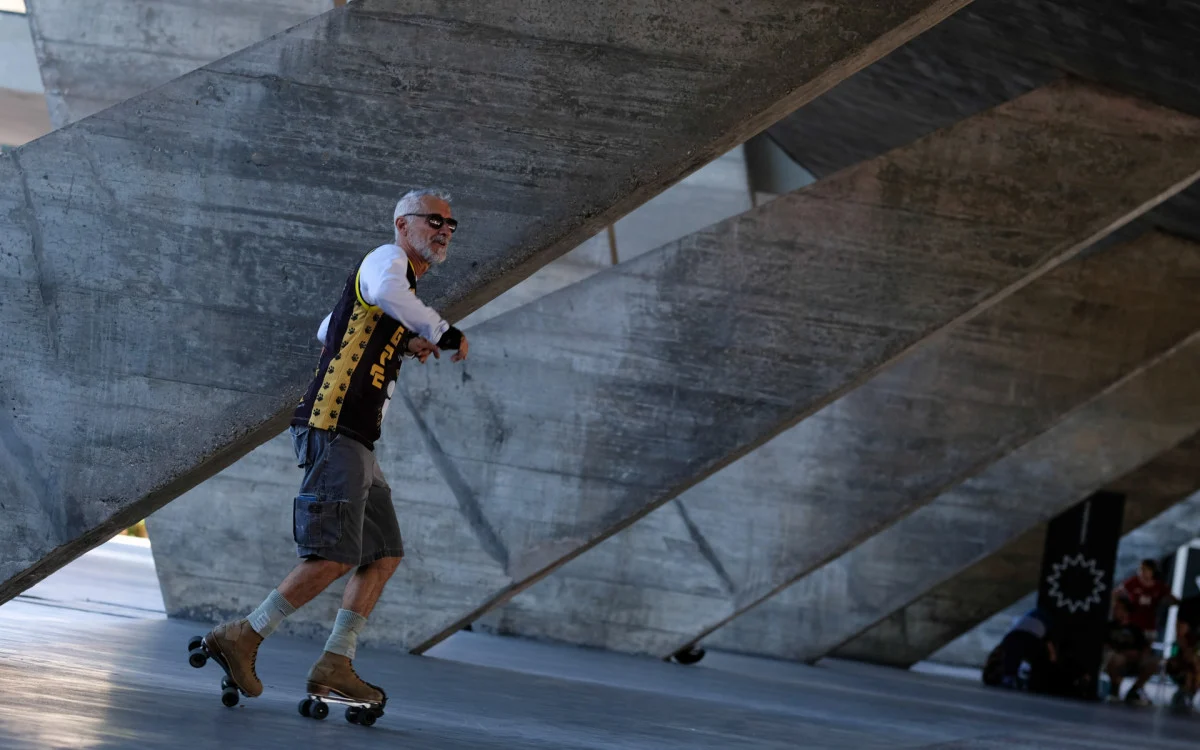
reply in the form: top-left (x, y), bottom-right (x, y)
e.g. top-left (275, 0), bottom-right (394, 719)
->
top-left (288, 425), bottom-right (404, 566)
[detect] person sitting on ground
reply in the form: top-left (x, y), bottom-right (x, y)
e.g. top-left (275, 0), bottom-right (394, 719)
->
top-left (1113, 559), bottom-right (1178, 642)
top-left (1103, 596), bottom-right (1160, 706)
top-left (987, 606), bottom-right (1058, 691)
top-left (1165, 600), bottom-right (1200, 710)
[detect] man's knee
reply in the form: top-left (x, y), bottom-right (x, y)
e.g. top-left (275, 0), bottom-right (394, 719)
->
top-left (308, 557), bottom-right (355, 580)
top-left (1107, 653), bottom-right (1129, 673)
top-left (365, 555), bottom-right (403, 578)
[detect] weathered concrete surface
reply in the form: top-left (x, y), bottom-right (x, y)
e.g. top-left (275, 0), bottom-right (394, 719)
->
top-left (1, 0), bottom-right (969, 604)
top-left (883, 440), bottom-right (1200, 669)
top-left (766, 0), bottom-right (1200, 245)
top-left (704, 295), bottom-right (1200, 664)
top-left (481, 231), bottom-right (1200, 658)
top-left (458, 146), bottom-right (753, 329)
top-left (26, 0), bottom-right (331, 127)
top-left (149, 81), bottom-right (1200, 653)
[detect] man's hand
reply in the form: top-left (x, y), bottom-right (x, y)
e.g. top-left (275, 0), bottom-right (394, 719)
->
top-left (452, 334), bottom-right (469, 362)
top-left (407, 336), bottom-right (440, 364)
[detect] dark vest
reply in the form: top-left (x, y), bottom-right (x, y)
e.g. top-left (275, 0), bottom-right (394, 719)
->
top-left (291, 253), bottom-right (417, 449)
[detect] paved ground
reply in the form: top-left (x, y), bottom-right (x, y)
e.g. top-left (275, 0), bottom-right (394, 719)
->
top-left (0, 539), bottom-right (1195, 748)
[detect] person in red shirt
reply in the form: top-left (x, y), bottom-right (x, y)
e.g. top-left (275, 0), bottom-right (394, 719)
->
top-left (1113, 559), bottom-right (1178, 639)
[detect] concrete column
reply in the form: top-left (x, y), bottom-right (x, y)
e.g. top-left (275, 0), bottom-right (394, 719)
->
top-left (871, 439), bottom-right (1200, 668)
top-left (704, 284), bottom-right (1200, 663)
top-left (148, 80), bottom-right (1200, 653)
top-left (2, 0), bottom-right (964, 602)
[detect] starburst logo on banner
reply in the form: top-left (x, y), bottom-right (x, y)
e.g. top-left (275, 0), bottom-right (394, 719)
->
top-left (1045, 553), bottom-right (1107, 613)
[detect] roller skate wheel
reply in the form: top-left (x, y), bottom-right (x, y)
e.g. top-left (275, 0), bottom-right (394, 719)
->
top-left (188, 651), bottom-right (208, 669)
top-left (345, 706), bottom-right (361, 724)
top-left (187, 636), bottom-right (204, 652)
top-left (310, 700), bottom-right (329, 720)
top-left (221, 688), bottom-right (239, 708)
top-left (360, 710), bottom-right (378, 727)
top-left (298, 698), bottom-right (312, 717)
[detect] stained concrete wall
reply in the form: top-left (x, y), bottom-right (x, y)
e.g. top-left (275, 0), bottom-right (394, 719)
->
top-left (704, 299), bottom-right (1200, 664)
top-left (149, 80), bottom-right (1200, 654)
top-left (765, 0), bottom-right (1200, 246)
top-left (26, 0), bottom-right (332, 127)
top-left (483, 230), bottom-right (1200, 658)
top-left (890, 439), bottom-right (1200, 668)
top-left (2, 0), bottom-right (960, 603)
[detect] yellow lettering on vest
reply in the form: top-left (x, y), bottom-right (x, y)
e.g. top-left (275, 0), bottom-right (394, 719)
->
top-left (371, 364), bottom-right (385, 388)
top-left (390, 327), bottom-right (406, 346)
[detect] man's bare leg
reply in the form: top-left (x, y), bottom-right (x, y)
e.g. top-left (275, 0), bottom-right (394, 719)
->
top-left (278, 558), bottom-right (355, 609)
top-left (341, 556), bottom-right (403, 617)
top-left (316, 556), bottom-right (403, 662)
top-left (198, 558), bottom-right (352, 698)
top-left (305, 556), bottom-right (404, 710)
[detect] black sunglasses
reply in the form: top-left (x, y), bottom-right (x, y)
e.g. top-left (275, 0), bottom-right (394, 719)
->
top-left (403, 213), bottom-right (458, 233)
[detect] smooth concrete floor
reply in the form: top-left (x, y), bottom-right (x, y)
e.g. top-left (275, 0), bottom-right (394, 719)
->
top-left (0, 540), bottom-right (1196, 748)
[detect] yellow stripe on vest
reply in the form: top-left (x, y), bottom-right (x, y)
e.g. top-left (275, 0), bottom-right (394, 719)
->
top-left (308, 300), bottom-right (379, 432)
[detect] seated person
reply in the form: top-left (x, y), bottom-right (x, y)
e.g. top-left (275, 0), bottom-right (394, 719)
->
top-left (1104, 596), bottom-right (1159, 706)
top-left (1113, 559), bottom-right (1178, 642)
top-left (984, 607), bottom-right (1057, 690)
top-left (1166, 600), bottom-right (1200, 709)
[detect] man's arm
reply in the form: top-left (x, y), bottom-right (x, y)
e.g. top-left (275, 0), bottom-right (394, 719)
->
top-left (361, 250), bottom-right (468, 359)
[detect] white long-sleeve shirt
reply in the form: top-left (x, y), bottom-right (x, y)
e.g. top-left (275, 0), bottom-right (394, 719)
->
top-left (317, 244), bottom-right (450, 345)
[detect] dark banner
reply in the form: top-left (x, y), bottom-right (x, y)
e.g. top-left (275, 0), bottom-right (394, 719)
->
top-left (1176, 546), bottom-right (1200, 626)
top-left (1036, 490), bottom-right (1126, 700)
top-left (1180, 546), bottom-right (1200, 601)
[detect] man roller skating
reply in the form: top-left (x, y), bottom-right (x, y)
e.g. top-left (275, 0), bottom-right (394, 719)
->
top-left (191, 189), bottom-right (469, 721)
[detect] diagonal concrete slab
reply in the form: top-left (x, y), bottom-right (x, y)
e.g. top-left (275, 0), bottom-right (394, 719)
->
top-left (854, 437), bottom-right (1200, 669)
top-left (480, 231), bottom-right (1200, 657)
top-left (703, 313), bottom-right (1200, 664)
top-left (148, 80), bottom-right (1200, 653)
top-left (765, 0), bottom-right (1200, 245)
top-left (26, 0), bottom-right (331, 127)
top-left (1, 0), bottom-right (965, 602)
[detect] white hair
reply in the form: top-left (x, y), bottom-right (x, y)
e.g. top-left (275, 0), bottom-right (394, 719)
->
top-left (393, 188), bottom-right (452, 242)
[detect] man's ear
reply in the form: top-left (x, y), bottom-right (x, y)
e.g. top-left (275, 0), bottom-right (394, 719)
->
top-left (394, 216), bottom-right (405, 235)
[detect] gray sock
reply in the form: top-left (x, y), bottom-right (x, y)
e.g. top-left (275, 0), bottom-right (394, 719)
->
top-left (247, 589), bottom-right (296, 638)
top-left (324, 608), bottom-right (368, 660)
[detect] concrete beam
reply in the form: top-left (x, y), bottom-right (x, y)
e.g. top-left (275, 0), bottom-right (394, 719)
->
top-left (484, 231), bottom-right (1200, 658)
top-left (149, 80), bottom-right (1200, 653)
top-left (868, 438), bottom-right (1200, 668)
top-left (26, 0), bottom-right (332, 127)
top-left (704, 283), bottom-right (1200, 664)
top-left (765, 0), bottom-right (1200, 245)
top-left (1, 0), bottom-right (963, 602)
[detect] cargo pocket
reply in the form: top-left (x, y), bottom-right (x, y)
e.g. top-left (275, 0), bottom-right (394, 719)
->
top-left (293, 493), bottom-right (344, 548)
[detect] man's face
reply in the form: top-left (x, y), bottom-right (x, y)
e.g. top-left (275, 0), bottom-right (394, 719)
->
top-left (399, 197), bottom-right (454, 264)
top-left (1138, 564), bottom-right (1155, 585)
